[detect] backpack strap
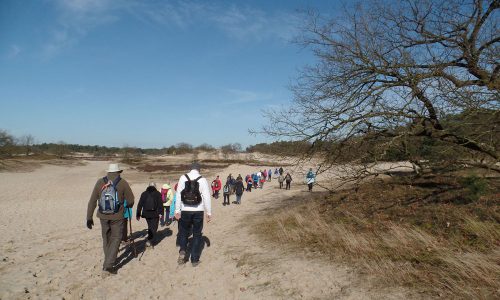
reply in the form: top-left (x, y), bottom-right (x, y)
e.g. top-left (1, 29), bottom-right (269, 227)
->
top-left (101, 176), bottom-right (110, 190)
top-left (194, 176), bottom-right (202, 182)
top-left (112, 176), bottom-right (121, 187)
top-left (185, 174), bottom-right (191, 181)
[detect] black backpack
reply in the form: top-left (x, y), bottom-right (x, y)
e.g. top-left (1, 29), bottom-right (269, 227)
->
top-left (235, 182), bottom-right (244, 196)
top-left (181, 174), bottom-right (202, 205)
top-left (143, 192), bottom-right (156, 211)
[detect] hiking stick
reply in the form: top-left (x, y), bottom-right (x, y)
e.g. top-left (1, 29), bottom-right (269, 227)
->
top-left (128, 208), bottom-right (137, 257)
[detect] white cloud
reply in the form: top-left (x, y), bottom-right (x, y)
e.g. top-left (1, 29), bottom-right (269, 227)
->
top-left (209, 6), bottom-right (299, 42)
top-left (41, 0), bottom-right (300, 59)
top-left (41, 0), bottom-right (122, 59)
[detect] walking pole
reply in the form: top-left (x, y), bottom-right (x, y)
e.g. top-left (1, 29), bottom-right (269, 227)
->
top-left (128, 207), bottom-right (137, 257)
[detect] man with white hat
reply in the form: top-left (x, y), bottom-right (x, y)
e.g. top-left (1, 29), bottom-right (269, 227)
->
top-left (87, 163), bottom-right (135, 275)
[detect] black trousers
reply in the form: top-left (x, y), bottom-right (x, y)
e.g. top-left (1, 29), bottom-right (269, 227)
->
top-left (146, 217), bottom-right (159, 241)
top-left (223, 194), bottom-right (230, 205)
top-left (179, 211), bottom-right (204, 263)
top-left (122, 219), bottom-right (128, 241)
top-left (286, 181), bottom-right (291, 190)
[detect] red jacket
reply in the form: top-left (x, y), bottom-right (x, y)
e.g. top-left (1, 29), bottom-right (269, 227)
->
top-left (212, 179), bottom-right (222, 191)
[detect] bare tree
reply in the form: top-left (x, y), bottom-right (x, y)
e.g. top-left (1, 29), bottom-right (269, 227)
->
top-left (195, 143), bottom-right (215, 152)
top-left (19, 134), bottom-right (35, 156)
top-left (262, 0), bottom-right (499, 177)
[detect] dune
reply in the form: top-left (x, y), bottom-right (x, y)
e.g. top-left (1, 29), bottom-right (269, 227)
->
top-left (0, 158), bottom-right (406, 299)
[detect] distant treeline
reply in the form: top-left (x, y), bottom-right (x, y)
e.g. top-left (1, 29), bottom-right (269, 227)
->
top-left (1, 109), bottom-right (497, 165)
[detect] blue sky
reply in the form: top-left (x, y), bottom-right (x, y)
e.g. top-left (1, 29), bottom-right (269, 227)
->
top-left (0, 0), bottom-right (337, 148)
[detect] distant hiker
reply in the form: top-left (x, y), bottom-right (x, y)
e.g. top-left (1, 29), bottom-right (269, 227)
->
top-left (169, 183), bottom-right (178, 220)
top-left (222, 182), bottom-right (231, 206)
top-left (234, 178), bottom-right (245, 204)
top-left (212, 175), bottom-right (222, 199)
top-left (278, 174), bottom-right (285, 189)
top-left (257, 170), bottom-right (262, 182)
top-left (306, 168), bottom-right (316, 192)
top-left (274, 168), bottom-right (279, 176)
top-left (263, 169), bottom-right (268, 182)
top-left (285, 173), bottom-right (292, 190)
top-left (87, 163), bottom-right (135, 275)
top-left (136, 182), bottom-right (163, 247)
top-left (259, 171), bottom-right (266, 189)
top-left (170, 183), bottom-right (184, 246)
top-left (246, 175), bottom-right (253, 192)
top-left (174, 162), bottom-right (212, 267)
top-left (252, 173), bottom-right (259, 189)
top-left (160, 183), bottom-right (174, 226)
top-left (279, 167), bottom-right (284, 175)
top-left (268, 168), bottom-right (272, 181)
top-left (230, 175), bottom-right (236, 194)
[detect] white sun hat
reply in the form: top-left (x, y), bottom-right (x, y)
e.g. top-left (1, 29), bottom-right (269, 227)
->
top-left (106, 163), bottom-right (123, 173)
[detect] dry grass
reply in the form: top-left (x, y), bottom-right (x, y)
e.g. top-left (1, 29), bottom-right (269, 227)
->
top-left (253, 174), bottom-right (500, 299)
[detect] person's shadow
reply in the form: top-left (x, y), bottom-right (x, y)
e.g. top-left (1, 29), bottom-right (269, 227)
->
top-left (115, 227), bottom-right (173, 270)
top-left (179, 235), bottom-right (211, 263)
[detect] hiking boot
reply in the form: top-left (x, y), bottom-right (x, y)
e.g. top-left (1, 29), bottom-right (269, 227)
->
top-left (178, 251), bottom-right (187, 265)
top-left (191, 261), bottom-right (201, 267)
top-left (146, 240), bottom-right (153, 247)
top-left (102, 267), bottom-right (117, 277)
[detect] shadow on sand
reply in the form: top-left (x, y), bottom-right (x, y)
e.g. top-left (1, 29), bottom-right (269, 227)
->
top-left (115, 226), bottom-right (173, 270)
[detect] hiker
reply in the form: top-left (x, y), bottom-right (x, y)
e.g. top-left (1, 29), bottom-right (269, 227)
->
top-left (279, 167), bottom-right (284, 175)
top-left (229, 175), bottom-right (236, 194)
top-left (263, 169), bottom-right (268, 183)
top-left (222, 182), bottom-right (231, 206)
top-left (169, 183), bottom-right (178, 220)
top-left (306, 168), bottom-right (316, 192)
top-left (174, 162), bottom-right (212, 267)
top-left (236, 174), bottom-right (243, 181)
top-left (211, 175), bottom-right (222, 199)
top-left (136, 182), bottom-right (163, 247)
top-left (278, 173), bottom-right (285, 189)
top-left (246, 175), bottom-right (253, 192)
top-left (170, 183), bottom-right (185, 247)
top-left (285, 172), bottom-right (292, 190)
top-left (122, 198), bottom-right (132, 244)
top-left (160, 183), bottom-right (174, 226)
top-left (268, 168), bottom-right (272, 181)
top-left (87, 163), bottom-right (135, 275)
top-left (252, 173), bottom-right (259, 189)
top-left (274, 168), bottom-right (279, 176)
top-left (234, 177), bottom-right (245, 204)
top-left (259, 171), bottom-right (266, 189)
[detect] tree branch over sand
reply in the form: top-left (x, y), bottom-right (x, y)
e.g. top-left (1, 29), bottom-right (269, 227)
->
top-left (259, 0), bottom-right (499, 178)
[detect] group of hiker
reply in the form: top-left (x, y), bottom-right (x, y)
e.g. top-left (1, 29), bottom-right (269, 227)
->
top-left (87, 162), bottom-right (212, 275)
top-left (86, 162), bottom-right (316, 276)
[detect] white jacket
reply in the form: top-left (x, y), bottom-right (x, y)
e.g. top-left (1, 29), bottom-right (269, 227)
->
top-left (174, 169), bottom-right (212, 216)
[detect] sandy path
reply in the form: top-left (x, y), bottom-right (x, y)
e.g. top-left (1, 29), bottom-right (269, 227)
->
top-left (0, 161), bottom-right (402, 299)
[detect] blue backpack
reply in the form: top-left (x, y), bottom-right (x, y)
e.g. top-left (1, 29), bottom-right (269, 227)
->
top-left (98, 176), bottom-right (121, 214)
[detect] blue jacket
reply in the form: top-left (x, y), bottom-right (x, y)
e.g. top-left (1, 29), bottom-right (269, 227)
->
top-left (169, 194), bottom-right (176, 219)
top-left (123, 200), bottom-right (132, 219)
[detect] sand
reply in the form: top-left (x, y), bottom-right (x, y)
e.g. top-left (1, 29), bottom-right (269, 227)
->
top-left (0, 159), bottom-right (407, 299)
